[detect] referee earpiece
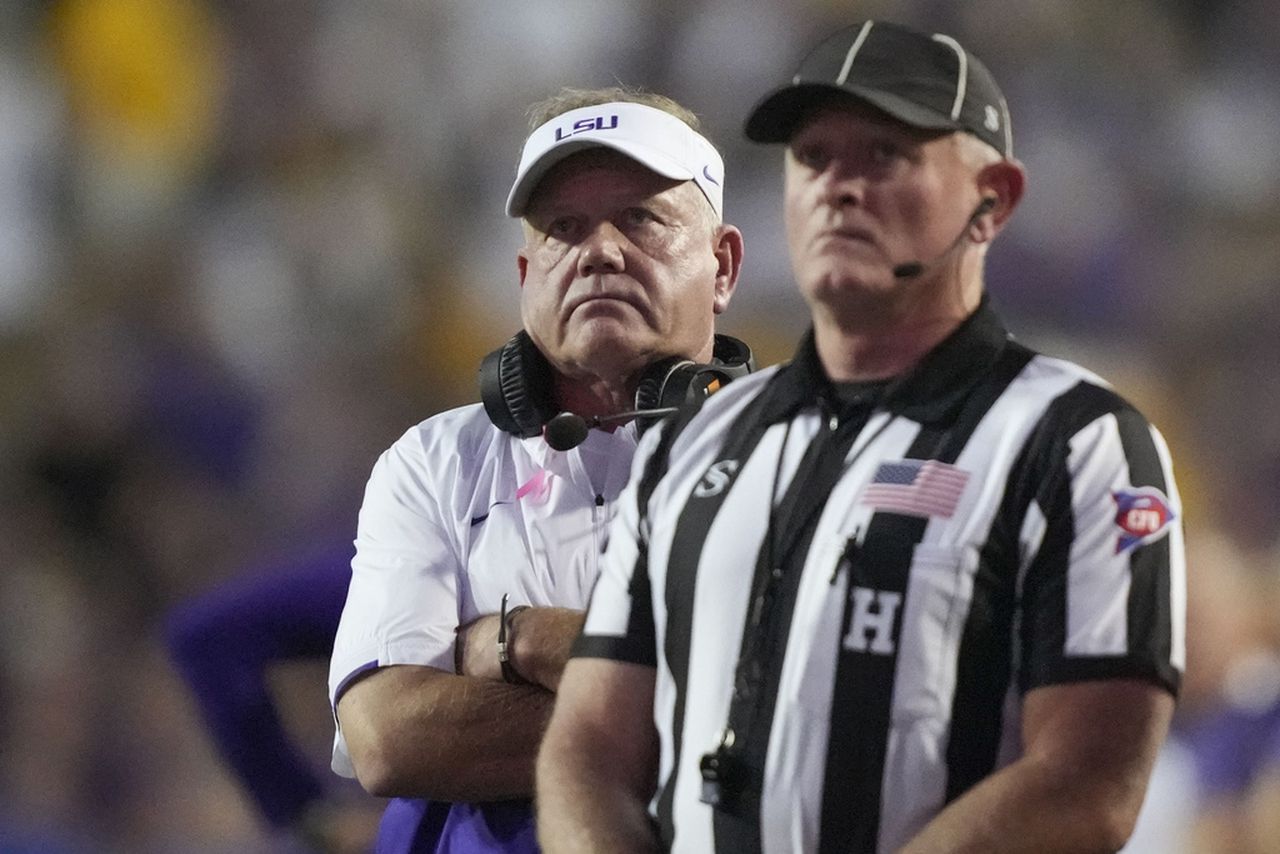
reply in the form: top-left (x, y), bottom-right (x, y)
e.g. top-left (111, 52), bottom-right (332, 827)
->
top-left (892, 196), bottom-right (1000, 280)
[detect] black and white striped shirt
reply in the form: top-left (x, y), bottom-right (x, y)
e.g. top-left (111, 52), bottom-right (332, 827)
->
top-left (575, 300), bottom-right (1185, 853)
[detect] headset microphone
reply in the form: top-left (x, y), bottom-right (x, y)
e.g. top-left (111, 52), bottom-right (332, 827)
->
top-left (543, 407), bottom-right (680, 452)
top-left (892, 197), bottom-right (996, 279)
top-left (890, 260), bottom-right (927, 280)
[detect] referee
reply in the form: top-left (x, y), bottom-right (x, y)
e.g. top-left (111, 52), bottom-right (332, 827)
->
top-left (537, 20), bottom-right (1185, 854)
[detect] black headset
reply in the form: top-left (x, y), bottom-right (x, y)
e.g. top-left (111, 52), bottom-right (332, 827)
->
top-left (479, 330), bottom-right (755, 438)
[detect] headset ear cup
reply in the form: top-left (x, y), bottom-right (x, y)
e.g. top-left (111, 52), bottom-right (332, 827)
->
top-left (711, 334), bottom-right (755, 377)
top-left (479, 331), bottom-right (556, 438)
top-left (634, 335), bottom-right (756, 413)
top-left (634, 356), bottom-right (691, 411)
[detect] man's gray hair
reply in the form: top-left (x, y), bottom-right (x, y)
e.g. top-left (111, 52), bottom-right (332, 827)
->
top-left (526, 86), bottom-right (704, 134)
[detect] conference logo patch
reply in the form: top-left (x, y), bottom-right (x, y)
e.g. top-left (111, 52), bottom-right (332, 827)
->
top-left (1112, 487), bottom-right (1175, 554)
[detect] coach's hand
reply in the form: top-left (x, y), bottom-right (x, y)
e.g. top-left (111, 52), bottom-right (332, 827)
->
top-left (456, 607), bottom-right (585, 691)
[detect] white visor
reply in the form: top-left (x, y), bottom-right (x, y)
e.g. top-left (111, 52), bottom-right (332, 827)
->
top-left (505, 102), bottom-right (724, 219)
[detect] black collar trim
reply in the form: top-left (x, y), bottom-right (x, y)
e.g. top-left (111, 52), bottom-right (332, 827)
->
top-left (761, 296), bottom-right (1011, 424)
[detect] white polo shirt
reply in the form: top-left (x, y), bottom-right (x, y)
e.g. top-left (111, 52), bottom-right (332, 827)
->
top-left (328, 402), bottom-right (637, 776)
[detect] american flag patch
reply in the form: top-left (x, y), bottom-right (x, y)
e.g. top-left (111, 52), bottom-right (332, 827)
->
top-left (860, 459), bottom-right (969, 519)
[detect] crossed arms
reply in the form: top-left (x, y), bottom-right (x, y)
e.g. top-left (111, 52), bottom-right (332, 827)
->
top-left (337, 606), bottom-right (584, 801)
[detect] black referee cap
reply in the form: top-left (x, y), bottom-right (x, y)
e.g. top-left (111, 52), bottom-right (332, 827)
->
top-left (745, 20), bottom-right (1013, 158)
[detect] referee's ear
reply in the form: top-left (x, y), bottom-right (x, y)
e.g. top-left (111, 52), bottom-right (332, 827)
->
top-left (974, 157), bottom-right (1026, 240)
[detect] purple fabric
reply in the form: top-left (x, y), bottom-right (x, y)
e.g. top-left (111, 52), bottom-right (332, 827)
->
top-left (376, 797), bottom-right (538, 854)
top-left (139, 337), bottom-right (261, 486)
top-left (1267, 717), bottom-right (1280, 767)
top-left (165, 542), bottom-right (354, 828)
top-left (1182, 698), bottom-right (1280, 798)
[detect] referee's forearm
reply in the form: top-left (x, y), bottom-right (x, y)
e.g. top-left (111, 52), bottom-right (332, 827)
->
top-left (899, 755), bottom-right (1135, 853)
top-left (537, 658), bottom-right (660, 854)
top-left (536, 747), bottom-right (659, 854)
top-left (903, 678), bottom-right (1171, 853)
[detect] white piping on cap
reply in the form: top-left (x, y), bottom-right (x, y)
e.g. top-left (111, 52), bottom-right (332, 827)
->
top-left (931, 33), bottom-right (968, 120)
top-left (998, 94), bottom-right (1013, 157)
top-left (835, 21), bottom-right (875, 85)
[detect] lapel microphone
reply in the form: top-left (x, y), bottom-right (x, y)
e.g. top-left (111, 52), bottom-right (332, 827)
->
top-left (892, 197), bottom-right (996, 279)
top-left (543, 407), bottom-right (679, 452)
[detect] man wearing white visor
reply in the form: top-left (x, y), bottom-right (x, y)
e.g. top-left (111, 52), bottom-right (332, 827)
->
top-left (328, 87), bottom-right (750, 853)
top-left (505, 100), bottom-right (726, 221)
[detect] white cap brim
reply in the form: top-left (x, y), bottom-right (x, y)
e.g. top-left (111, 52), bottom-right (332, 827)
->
top-left (505, 102), bottom-right (724, 219)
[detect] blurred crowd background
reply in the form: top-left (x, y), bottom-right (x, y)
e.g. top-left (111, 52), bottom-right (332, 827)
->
top-left (1, 0), bottom-right (1278, 851)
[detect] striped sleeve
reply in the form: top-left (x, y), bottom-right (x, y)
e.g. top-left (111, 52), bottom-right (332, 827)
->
top-left (1017, 382), bottom-right (1185, 696)
top-left (571, 416), bottom-right (668, 665)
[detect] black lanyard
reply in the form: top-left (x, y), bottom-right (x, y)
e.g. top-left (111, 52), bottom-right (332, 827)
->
top-left (702, 397), bottom-right (894, 813)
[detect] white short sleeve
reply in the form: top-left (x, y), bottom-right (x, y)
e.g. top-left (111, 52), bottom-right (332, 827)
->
top-left (327, 428), bottom-right (462, 776)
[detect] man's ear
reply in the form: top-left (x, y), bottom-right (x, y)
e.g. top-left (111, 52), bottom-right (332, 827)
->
top-left (516, 249), bottom-right (529, 289)
top-left (975, 158), bottom-right (1027, 240)
top-left (711, 224), bottom-right (744, 315)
